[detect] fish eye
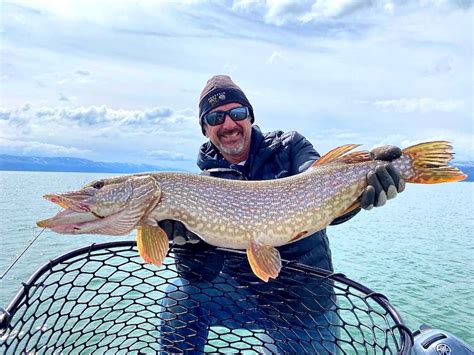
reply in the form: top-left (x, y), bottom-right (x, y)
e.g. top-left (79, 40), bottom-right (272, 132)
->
top-left (92, 181), bottom-right (105, 189)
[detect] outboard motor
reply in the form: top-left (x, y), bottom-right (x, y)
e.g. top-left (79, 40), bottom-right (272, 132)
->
top-left (412, 324), bottom-right (473, 354)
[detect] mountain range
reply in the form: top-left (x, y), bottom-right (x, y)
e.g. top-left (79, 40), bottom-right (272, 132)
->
top-left (0, 155), bottom-right (179, 173)
top-left (0, 154), bottom-right (472, 181)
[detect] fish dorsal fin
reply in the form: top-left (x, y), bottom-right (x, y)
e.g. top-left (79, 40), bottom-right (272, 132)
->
top-left (335, 151), bottom-right (373, 164)
top-left (311, 144), bottom-right (361, 167)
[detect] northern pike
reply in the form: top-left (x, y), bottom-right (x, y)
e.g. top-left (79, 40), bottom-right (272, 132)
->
top-left (37, 141), bottom-right (467, 281)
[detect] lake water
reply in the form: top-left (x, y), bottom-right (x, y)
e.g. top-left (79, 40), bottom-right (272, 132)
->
top-left (0, 171), bottom-right (473, 345)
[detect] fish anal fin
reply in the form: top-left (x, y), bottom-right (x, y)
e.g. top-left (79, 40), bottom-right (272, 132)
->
top-left (136, 225), bottom-right (169, 267)
top-left (246, 238), bottom-right (282, 282)
top-left (290, 230), bottom-right (308, 242)
top-left (312, 144), bottom-right (361, 167)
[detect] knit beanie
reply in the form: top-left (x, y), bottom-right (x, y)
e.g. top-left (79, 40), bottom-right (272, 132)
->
top-left (198, 75), bottom-right (254, 135)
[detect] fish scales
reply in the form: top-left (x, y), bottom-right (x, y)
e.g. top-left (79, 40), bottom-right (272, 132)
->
top-left (148, 161), bottom-right (379, 249)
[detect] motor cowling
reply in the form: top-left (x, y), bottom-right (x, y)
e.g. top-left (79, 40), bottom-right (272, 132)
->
top-left (412, 324), bottom-right (473, 355)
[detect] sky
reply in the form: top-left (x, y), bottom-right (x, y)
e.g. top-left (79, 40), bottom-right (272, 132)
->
top-left (1, 0), bottom-right (473, 171)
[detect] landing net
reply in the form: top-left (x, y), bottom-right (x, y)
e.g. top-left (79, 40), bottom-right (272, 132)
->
top-left (0, 241), bottom-right (413, 354)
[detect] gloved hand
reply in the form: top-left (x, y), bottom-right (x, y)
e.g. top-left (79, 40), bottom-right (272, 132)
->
top-left (360, 145), bottom-right (406, 210)
top-left (158, 220), bottom-right (200, 245)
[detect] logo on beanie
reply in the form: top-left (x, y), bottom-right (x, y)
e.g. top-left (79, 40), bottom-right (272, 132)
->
top-left (208, 91), bottom-right (226, 106)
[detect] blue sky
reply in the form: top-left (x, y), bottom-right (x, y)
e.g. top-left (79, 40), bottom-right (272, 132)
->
top-left (1, 0), bottom-right (472, 171)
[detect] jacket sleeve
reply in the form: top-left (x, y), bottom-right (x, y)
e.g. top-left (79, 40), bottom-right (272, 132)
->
top-left (289, 131), bottom-right (319, 174)
top-left (289, 131), bottom-right (361, 225)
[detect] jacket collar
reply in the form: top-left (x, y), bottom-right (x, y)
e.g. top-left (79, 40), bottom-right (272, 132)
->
top-left (197, 125), bottom-right (282, 175)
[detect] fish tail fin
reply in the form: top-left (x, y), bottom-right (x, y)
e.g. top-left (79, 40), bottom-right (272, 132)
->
top-left (399, 141), bottom-right (467, 184)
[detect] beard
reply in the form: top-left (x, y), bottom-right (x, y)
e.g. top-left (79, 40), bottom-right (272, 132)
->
top-left (217, 140), bottom-right (245, 155)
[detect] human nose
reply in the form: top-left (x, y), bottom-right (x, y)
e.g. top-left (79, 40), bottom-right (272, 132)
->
top-left (221, 114), bottom-right (238, 129)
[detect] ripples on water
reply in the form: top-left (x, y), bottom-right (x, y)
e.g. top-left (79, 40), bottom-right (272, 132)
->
top-left (0, 171), bottom-right (473, 344)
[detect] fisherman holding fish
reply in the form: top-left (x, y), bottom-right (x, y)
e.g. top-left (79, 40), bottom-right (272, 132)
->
top-left (161, 75), bottom-right (405, 267)
top-left (158, 75), bottom-right (405, 352)
top-left (38, 74), bottom-right (466, 352)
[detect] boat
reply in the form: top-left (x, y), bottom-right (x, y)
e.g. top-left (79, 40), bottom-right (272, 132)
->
top-left (0, 241), bottom-right (471, 354)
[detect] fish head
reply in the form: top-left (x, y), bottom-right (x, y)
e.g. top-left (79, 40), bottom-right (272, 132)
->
top-left (37, 175), bottom-right (161, 235)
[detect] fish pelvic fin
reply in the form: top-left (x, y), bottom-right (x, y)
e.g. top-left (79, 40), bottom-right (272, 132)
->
top-left (311, 144), bottom-right (362, 167)
top-left (246, 238), bottom-right (282, 282)
top-left (400, 141), bottom-right (467, 184)
top-left (137, 225), bottom-right (169, 267)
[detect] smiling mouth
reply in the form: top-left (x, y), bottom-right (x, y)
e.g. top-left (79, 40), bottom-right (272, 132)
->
top-left (220, 131), bottom-right (242, 140)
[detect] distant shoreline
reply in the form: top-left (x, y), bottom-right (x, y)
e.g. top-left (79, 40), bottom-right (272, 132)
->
top-left (0, 154), bottom-right (188, 174)
top-left (0, 154), bottom-right (471, 181)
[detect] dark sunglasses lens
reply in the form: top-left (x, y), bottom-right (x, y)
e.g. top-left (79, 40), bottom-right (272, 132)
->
top-left (229, 107), bottom-right (248, 120)
top-left (205, 112), bottom-right (224, 126)
top-left (204, 107), bottom-right (248, 126)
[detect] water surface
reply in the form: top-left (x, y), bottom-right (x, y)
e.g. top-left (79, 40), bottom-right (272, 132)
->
top-left (0, 171), bottom-right (472, 344)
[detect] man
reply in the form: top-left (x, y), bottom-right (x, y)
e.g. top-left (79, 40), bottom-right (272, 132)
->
top-left (159, 75), bottom-right (404, 353)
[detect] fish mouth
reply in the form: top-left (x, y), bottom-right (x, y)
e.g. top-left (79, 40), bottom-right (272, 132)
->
top-left (36, 208), bottom-right (102, 234)
top-left (43, 192), bottom-right (92, 212)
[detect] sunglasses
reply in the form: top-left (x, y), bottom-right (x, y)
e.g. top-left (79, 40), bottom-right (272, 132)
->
top-left (203, 106), bottom-right (249, 126)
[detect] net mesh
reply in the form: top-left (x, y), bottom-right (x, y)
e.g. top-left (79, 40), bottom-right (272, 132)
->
top-left (0, 241), bottom-right (412, 354)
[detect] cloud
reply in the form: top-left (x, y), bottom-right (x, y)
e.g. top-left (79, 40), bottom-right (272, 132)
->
top-left (356, 98), bottom-right (465, 113)
top-left (230, 0), bottom-right (472, 25)
top-left (146, 150), bottom-right (191, 161)
top-left (75, 69), bottom-right (90, 76)
top-left (0, 137), bottom-right (92, 156)
top-left (267, 51), bottom-right (284, 64)
top-left (2, 0), bottom-right (472, 166)
top-left (0, 104), bottom-right (202, 166)
top-left (423, 55), bottom-right (454, 76)
top-left (300, 0), bottom-right (372, 22)
top-left (33, 70), bottom-right (92, 87)
top-left (58, 93), bottom-right (76, 102)
top-left (1, 105), bottom-right (187, 128)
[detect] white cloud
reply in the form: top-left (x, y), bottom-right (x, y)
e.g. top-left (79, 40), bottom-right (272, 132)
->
top-left (300, 0), bottom-right (371, 22)
top-left (146, 150), bottom-right (191, 161)
top-left (33, 70), bottom-right (92, 87)
top-left (2, 0), bottom-right (472, 164)
top-left (231, 0), bottom-right (472, 25)
top-left (356, 98), bottom-right (465, 113)
top-left (58, 93), bottom-right (76, 102)
top-left (0, 104), bottom-right (202, 167)
top-left (1, 105), bottom-right (190, 128)
top-left (0, 137), bottom-right (92, 156)
top-left (267, 51), bottom-right (284, 64)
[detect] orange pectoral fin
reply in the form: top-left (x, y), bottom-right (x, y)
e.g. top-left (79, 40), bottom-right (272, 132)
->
top-left (136, 225), bottom-right (169, 267)
top-left (246, 238), bottom-right (282, 282)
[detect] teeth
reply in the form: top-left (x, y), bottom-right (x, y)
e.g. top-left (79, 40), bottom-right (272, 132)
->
top-left (223, 132), bottom-right (239, 137)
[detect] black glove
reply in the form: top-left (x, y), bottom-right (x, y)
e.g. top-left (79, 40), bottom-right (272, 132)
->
top-left (360, 145), bottom-right (406, 210)
top-left (201, 167), bottom-right (247, 180)
top-left (158, 220), bottom-right (200, 245)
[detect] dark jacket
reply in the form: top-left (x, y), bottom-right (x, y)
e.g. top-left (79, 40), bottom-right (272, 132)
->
top-left (197, 125), bottom-right (360, 271)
